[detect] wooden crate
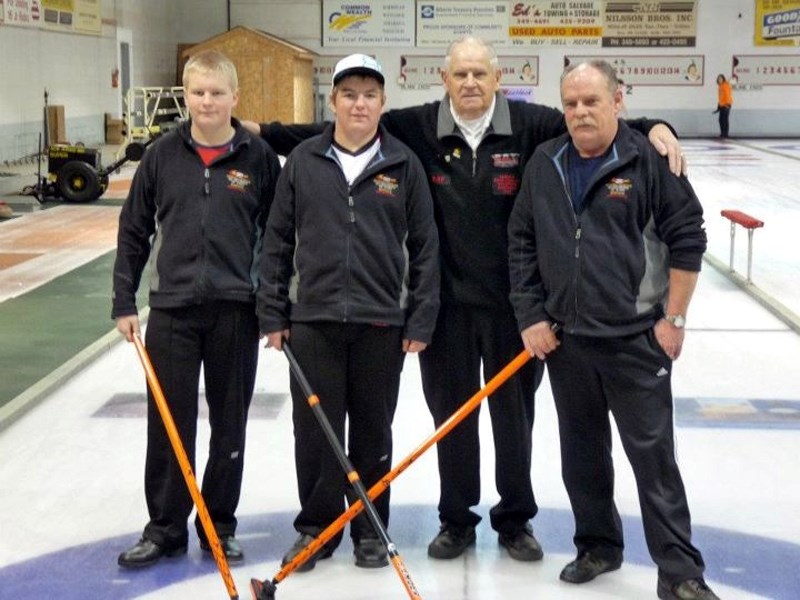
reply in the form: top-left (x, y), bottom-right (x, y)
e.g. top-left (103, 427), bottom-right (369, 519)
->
top-left (105, 113), bottom-right (125, 144)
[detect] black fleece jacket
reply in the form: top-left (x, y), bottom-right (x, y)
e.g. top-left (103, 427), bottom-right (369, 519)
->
top-left (508, 121), bottom-right (707, 337)
top-left (256, 124), bottom-right (440, 344)
top-left (112, 119), bottom-right (281, 318)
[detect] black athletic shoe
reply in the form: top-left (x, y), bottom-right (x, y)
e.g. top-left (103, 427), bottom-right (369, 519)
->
top-left (559, 551), bottom-right (622, 584)
top-left (200, 535), bottom-right (244, 563)
top-left (427, 523), bottom-right (476, 559)
top-left (281, 533), bottom-right (335, 573)
top-left (498, 522), bottom-right (544, 561)
top-left (657, 577), bottom-right (721, 600)
top-left (117, 537), bottom-right (187, 568)
top-left (353, 537), bottom-right (389, 568)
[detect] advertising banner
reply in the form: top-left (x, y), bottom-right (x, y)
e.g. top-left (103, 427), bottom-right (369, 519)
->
top-left (2, 0), bottom-right (98, 34)
top-left (566, 53), bottom-right (705, 85)
top-left (41, 0), bottom-right (74, 33)
top-left (397, 55), bottom-right (443, 88)
top-left (501, 55), bottom-right (540, 84)
top-left (603, 1), bottom-right (697, 47)
top-left (397, 54), bottom-right (539, 88)
top-left (313, 55), bottom-right (346, 87)
top-left (3, 0), bottom-right (41, 27)
top-left (73, 0), bottom-right (101, 35)
top-left (322, 1), bottom-right (414, 47)
top-left (417, 1), bottom-right (509, 47)
top-left (733, 54), bottom-right (800, 85)
top-left (509, 1), bottom-right (603, 47)
top-left (755, 0), bottom-right (800, 46)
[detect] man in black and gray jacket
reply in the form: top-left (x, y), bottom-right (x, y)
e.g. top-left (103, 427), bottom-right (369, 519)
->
top-left (508, 60), bottom-right (717, 600)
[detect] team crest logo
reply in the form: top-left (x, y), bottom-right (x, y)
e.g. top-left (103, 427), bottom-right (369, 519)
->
top-left (226, 170), bottom-right (251, 193)
top-left (491, 153), bottom-right (520, 168)
top-left (492, 174), bottom-right (520, 196)
top-left (430, 173), bottom-right (449, 186)
top-left (606, 177), bottom-right (632, 200)
top-left (373, 174), bottom-right (399, 197)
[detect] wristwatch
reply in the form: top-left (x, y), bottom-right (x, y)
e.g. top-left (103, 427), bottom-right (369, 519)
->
top-left (664, 314), bottom-right (686, 328)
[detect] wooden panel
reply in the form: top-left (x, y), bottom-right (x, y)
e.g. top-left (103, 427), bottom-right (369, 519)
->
top-left (46, 105), bottom-right (67, 145)
top-left (293, 57), bottom-right (315, 123)
top-left (237, 56), bottom-right (268, 122)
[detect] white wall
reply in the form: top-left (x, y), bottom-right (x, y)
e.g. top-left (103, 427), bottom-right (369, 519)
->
top-left (0, 0), bottom-right (181, 162)
top-left (0, 23), bottom-right (120, 158)
top-left (175, 0), bottom-right (229, 45)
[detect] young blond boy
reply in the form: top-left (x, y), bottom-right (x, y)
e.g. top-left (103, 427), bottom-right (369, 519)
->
top-left (113, 50), bottom-right (281, 567)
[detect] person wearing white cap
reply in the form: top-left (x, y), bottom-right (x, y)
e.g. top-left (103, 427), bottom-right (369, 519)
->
top-left (331, 52), bottom-right (386, 86)
top-left (246, 36), bottom-right (686, 566)
top-left (257, 53), bottom-right (440, 572)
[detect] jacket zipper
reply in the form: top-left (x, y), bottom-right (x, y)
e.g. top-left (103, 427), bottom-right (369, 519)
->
top-left (559, 172), bottom-right (581, 332)
top-left (330, 150), bottom-right (405, 324)
top-left (344, 187), bottom-right (355, 322)
top-left (197, 167), bottom-right (212, 299)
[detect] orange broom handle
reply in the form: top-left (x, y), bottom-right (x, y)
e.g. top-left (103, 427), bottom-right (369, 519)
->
top-left (133, 334), bottom-right (239, 600)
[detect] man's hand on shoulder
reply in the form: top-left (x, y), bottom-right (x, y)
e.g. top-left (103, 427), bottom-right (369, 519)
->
top-left (241, 120), bottom-right (260, 136)
top-left (647, 123), bottom-right (687, 177)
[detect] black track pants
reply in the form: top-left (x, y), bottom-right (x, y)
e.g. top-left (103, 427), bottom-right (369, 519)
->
top-left (288, 322), bottom-right (405, 543)
top-left (419, 303), bottom-right (543, 533)
top-left (547, 331), bottom-right (705, 581)
top-left (142, 302), bottom-right (259, 548)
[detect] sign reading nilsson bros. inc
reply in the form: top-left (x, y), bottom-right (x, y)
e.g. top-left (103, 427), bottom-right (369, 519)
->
top-left (602, 1), bottom-right (697, 47)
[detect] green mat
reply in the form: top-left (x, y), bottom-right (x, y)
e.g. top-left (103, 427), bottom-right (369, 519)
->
top-left (0, 250), bottom-right (146, 407)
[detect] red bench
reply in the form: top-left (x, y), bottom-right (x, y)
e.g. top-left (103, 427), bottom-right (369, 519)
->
top-left (720, 209), bottom-right (765, 283)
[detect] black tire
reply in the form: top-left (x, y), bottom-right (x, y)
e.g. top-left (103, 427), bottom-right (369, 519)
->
top-left (56, 161), bottom-right (102, 202)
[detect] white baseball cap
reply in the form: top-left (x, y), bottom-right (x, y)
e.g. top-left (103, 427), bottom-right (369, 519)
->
top-left (332, 54), bottom-right (385, 86)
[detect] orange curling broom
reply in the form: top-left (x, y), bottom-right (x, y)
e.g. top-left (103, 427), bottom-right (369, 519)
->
top-left (132, 333), bottom-right (239, 600)
top-left (251, 347), bottom-right (535, 600)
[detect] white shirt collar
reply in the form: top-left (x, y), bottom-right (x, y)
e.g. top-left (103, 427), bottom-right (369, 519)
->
top-left (332, 137), bottom-right (381, 185)
top-left (449, 96), bottom-right (496, 151)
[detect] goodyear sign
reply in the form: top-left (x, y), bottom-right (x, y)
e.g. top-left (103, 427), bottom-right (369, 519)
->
top-left (755, 0), bottom-right (800, 46)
